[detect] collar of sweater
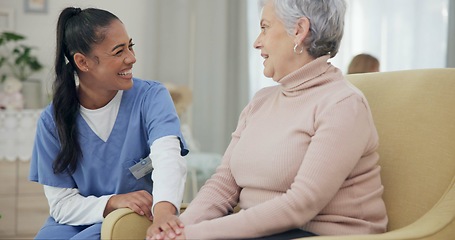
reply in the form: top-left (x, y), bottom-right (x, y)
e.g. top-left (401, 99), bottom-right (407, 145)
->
top-left (277, 55), bottom-right (335, 94)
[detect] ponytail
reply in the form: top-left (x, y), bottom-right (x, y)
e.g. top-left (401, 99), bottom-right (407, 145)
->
top-left (52, 7), bottom-right (119, 174)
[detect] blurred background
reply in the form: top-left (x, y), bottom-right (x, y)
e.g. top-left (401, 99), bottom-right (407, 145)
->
top-left (0, 0), bottom-right (453, 238)
top-left (0, 0), bottom-right (453, 154)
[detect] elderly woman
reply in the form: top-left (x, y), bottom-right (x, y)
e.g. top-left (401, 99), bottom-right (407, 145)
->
top-left (147, 0), bottom-right (388, 239)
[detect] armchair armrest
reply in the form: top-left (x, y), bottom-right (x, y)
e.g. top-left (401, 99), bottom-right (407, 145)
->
top-left (101, 208), bottom-right (151, 240)
top-left (302, 179), bottom-right (455, 240)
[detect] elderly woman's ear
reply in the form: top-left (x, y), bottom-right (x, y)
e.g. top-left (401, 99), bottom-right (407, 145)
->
top-left (294, 17), bottom-right (310, 46)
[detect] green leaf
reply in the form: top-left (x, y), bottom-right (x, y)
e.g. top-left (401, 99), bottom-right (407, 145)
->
top-left (1, 31), bottom-right (25, 41)
top-left (0, 31), bottom-right (43, 81)
top-left (29, 58), bottom-right (43, 70)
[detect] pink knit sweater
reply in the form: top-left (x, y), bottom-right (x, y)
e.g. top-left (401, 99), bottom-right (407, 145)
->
top-left (180, 56), bottom-right (388, 239)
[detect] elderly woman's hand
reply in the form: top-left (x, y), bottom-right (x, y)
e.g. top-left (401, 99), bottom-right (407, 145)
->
top-left (146, 214), bottom-right (185, 240)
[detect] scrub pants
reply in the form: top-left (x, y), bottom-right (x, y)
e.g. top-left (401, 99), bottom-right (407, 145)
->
top-left (34, 217), bottom-right (101, 240)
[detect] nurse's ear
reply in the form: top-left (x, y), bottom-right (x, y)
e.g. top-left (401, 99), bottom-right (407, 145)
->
top-left (73, 53), bottom-right (90, 72)
top-left (294, 16), bottom-right (310, 47)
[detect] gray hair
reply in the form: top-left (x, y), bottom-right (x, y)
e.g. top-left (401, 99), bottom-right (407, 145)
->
top-left (259, 0), bottom-right (346, 58)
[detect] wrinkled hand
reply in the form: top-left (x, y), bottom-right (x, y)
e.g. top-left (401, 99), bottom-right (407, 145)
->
top-left (146, 206), bottom-right (185, 240)
top-left (104, 190), bottom-right (153, 220)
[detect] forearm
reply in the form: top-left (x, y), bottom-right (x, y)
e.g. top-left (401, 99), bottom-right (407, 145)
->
top-left (103, 196), bottom-right (118, 217)
top-left (44, 185), bottom-right (113, 225)
top-left (180, 137), bottom-right (241, 225)
top-left (150, 136), bottom-right (187, 215)
top-left (154, 201), bottom-right (177, 218)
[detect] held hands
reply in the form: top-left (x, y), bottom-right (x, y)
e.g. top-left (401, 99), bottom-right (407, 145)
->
top-left (146, 202), bottom-right (186, 240)
top-left (104, 192), bottom-right (185, 239)
top-left (104, 190), bottom-right (153, 220)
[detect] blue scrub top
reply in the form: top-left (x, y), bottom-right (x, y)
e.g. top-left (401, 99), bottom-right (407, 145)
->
top-left (29, 79), bottom-right (188, 197)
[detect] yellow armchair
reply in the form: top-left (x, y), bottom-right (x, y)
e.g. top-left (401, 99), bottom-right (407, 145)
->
top-left (101, 68), bottom-right (455, 240)
top-left (304, 68), bottom-right (455, 240)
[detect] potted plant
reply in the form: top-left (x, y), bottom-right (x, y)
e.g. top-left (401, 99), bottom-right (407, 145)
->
top-left (0, 31), bottom-right (44, 109)
top-left (0, 31), bottom-right (43, 82)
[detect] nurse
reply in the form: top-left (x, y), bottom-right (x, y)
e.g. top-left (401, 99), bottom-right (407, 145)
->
top-left (29, 7), bottom-right (188, 239)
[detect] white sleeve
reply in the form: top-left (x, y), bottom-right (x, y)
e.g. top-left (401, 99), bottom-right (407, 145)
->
top-left (43, 185), bottom-right (113, 225)
top-left (150, 135), bottom-right (187, 215)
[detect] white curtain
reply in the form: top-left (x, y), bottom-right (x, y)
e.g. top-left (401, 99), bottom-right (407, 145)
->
top-left (248, 0), bottom-right (450, 98)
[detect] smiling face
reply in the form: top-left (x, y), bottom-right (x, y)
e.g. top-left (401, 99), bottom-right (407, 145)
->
top-left (254, 1), bottom-right (312, 81)
top-left (75, 19), bottom-right (136, 107)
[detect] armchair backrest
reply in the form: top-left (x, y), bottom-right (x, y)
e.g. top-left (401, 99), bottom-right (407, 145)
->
top-left (346, 68), bottom-right (455, 231)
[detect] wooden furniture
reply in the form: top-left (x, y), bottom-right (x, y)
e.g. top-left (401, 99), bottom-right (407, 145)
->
top-left (0, 160), bottom-right (48, 239)
top-left (0, 109), bottom-right (48, 239)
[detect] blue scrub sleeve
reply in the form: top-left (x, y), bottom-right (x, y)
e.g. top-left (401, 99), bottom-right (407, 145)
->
top-left (28, 109), bottom-right (76, 188)
top-left (142, 84), bottom-right (188, 156)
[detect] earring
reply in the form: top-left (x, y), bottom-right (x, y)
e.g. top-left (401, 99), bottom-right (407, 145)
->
top-left (293, 43), bottom-right (304, 54)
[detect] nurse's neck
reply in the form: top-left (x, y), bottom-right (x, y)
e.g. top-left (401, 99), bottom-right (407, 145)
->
top-left (77, 85), bottom-right (118, 110)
